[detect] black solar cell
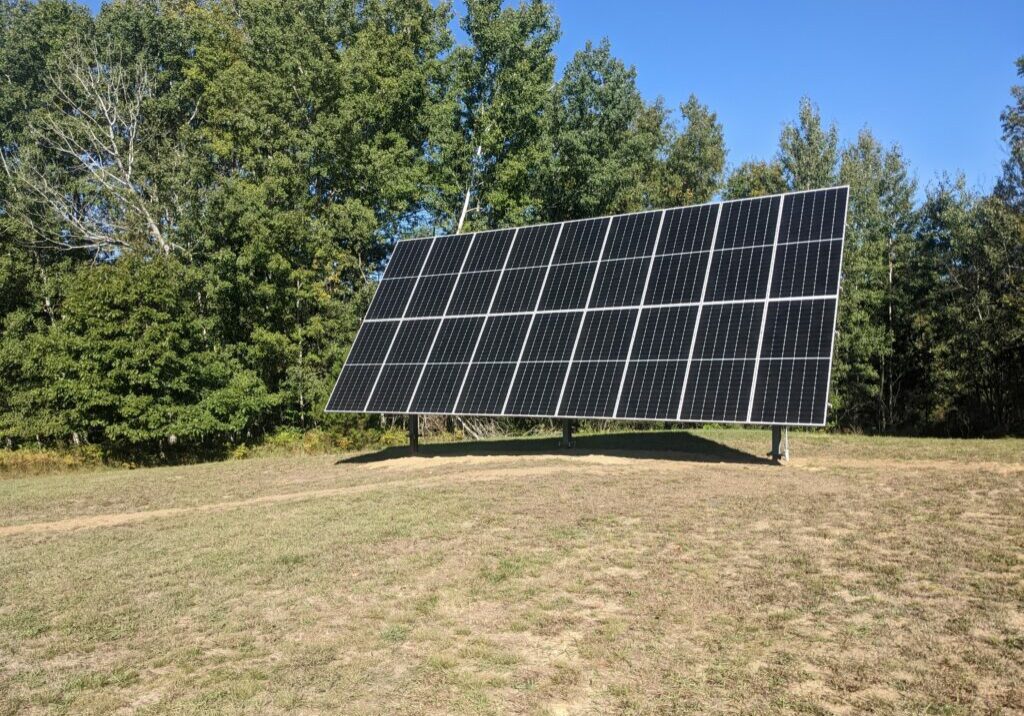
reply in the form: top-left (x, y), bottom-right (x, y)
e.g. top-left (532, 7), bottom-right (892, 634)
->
top-left (447, 271), bottom-right (501, 315)
top-left (388, 319), bottom-right (440, 363)
top-left (590, 258), bottom-right (649, 308)
top-left (492, 267), bottom-right (546, 313)
top-left (366, 278), bottom-right (416, 319)
top-left (507, 223), bottom-right (560, 268)
top-left (522, 312), bottom-right (582, 362)
top-left (463, 229), bottom-right (515, 271)
top-left (423, 234), bottom-right (472, 274)
top-left (410, 363), bottom-right (468, 413)
top-left (553, 218), bottom-right (608, 264)
top-left (574, 309), bottom-right (636, 361)
top-left (429, 317), bottom-right (484, 362)
top-left (632, 306), bottom-right (698, 360)
top-left (505, 362), bottom-right (568, 415)
top-left (456, 363), bottom-right (517, 414)
top-left (604, 211), bottom-right (661, 259)
top-left (406, 274), bottom-right (457, 316)
top-left (645, 253), bottom-right (708, 305)
top-left (559, 361), bottom-right (625, 417)
top-left (658, 204), bottom-right (717, 254)
top-left (346, 321), bottom-right (399, 364)
top-left (538, 263), bottom-right (597, 310)
top-left (475, 315), bottom-right (532, 362)
top-left (387, 238), bottom-right (433, 277)
top-left (617, 360), bottom-right (688, 419)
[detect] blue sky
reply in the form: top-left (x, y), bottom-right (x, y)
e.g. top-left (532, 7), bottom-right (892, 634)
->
top-left (542, 0), bottom-right (1022, 196)
top-left (81, 0), bottom-right (1021, 196)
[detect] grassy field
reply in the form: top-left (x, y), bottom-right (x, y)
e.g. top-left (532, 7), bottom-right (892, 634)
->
top-left (1, 428), bottom-right (1022, 715)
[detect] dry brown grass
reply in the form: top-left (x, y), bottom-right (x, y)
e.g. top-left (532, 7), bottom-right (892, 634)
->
top-left (1, 428), bottom-right (1022, 714)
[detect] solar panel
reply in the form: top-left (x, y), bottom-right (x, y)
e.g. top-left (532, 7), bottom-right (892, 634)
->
top-left (326, 187), bottom-right (849, 427)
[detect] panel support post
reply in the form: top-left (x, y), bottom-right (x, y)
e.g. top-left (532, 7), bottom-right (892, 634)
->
top-left (408, 415), bottom-right (419, 455)
top-left (770, 426), bottom-right (789, 462)
top-left (560, 420), bottom-right (574, 449)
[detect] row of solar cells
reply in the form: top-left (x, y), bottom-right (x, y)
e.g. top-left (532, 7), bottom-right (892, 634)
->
top-left (369, 237), bottom-right (841, 318)
top-left (367, 191), bottom-right (845, 320)
top-left (329, 298), bottom-right (835, 424)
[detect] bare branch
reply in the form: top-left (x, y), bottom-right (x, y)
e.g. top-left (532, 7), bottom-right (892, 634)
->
top-left (8, 43), bottom-right (179, 255)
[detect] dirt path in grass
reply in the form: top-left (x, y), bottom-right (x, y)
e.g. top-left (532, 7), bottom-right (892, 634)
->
top-left (0, 465), bottom-right (541, 538)
top-left (3, 451), bottom-right (1020, 539)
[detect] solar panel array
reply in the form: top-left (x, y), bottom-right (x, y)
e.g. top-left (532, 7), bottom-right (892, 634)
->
top-left (326, 187), bottom-right (848, 426)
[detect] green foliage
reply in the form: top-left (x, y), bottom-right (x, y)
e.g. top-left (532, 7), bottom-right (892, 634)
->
top-left (429, 0), bottom-right (557, 229)
top-left (541, 38), bottom-right (664, 220)
top-left (723, 160), bottom-right (787, 199)
top-left (779, 97), bottom-right (839, 191)
top-left (835, 131), bottom-right (916, 431)
top-left (654, 95), bottom-right (727, 206)
top-left (1, 257), bottom-right (276, 458)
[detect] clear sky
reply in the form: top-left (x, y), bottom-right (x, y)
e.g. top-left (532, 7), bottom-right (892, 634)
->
top-left (542, 0), bottom-right (1022, 196)
top-left (80, 0), bottom-right (1022, 196)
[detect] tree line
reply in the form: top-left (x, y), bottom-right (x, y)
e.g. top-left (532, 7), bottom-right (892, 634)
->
top-left (1, 0), bottom-right (1021, 460)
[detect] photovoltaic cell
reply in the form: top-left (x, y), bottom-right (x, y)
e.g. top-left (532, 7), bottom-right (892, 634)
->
top-left (476, 315), bottom-right (532, 362)
top-left (522, 312), bottom-right (581, 362)
top-left (658, 204), bottom-right (717, 254)
top-left (553, 218), bottom-right (609, 264)
top-left (590, 258), bottom-right (649, 308)
top-left (448, 271), bottom-right (501, 315)
top-left (704, 246), bottom-right (773, 302)
top-left (574, 309), bottom-right (637, 361)
top-left (328, 186), bottom-right (848, 427)
top-left (423, 234), bottom-right (471, 274)
top-left (366, 278), bottom-right (415, 319)
top-left (506, 362), bottom-right (568, 416)
top-left (618, 360), bottom-right (688, 419)
top-left (760, 300), bottom-right (835, 358)
top-left (407, 275), bottom-right (457, 317)
top-left (389, 319), bottom-right (440, 363)
top-left (692, 303), bottom-right (761, 360)
top-left (366, 364), bottom-right (423, 412)
top-left (326, 364), bottom-right (380, 411)
top-left (538, 263), bottom-right (597, 310)
top-left (507, 224), bottom-right (560, 268)
top-left (346, 321), bottom-right (398, 364)
top-left (386, 238), bottom-right (432, 277)
top-left (492, 267), bottom-right (546, 313)
top-left (632, 306), bottom-right (698, 360)
top-left (645, 253), bottom-right (708, 305)
top-left (464, 229), bottom-right (515, 271)
top-left (716, 196), bottom-right (780, 248)
top-left (429, 317), bottom-right (484, 362)
top-left (560, 361), bottom-right (625, 418)
top-left (410, 364), bottom-right (467, 413)
top-left (604, 211), bottom-right (661, 259)
top-left (770, 240), bottom-right (842, 298)
top-left (457, 363), bottom-right (517, 414)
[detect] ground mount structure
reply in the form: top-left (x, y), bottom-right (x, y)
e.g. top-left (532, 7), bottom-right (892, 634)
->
top-left (326, 187), bottom-right (849, 459)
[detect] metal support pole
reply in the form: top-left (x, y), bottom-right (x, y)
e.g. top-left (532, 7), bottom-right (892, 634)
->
top-left (408, 415), bottom-right (419, 455)
top-left (770, 425), bottom-right (789, 461)
top-left (560, 419), bottom-right (574, 448)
